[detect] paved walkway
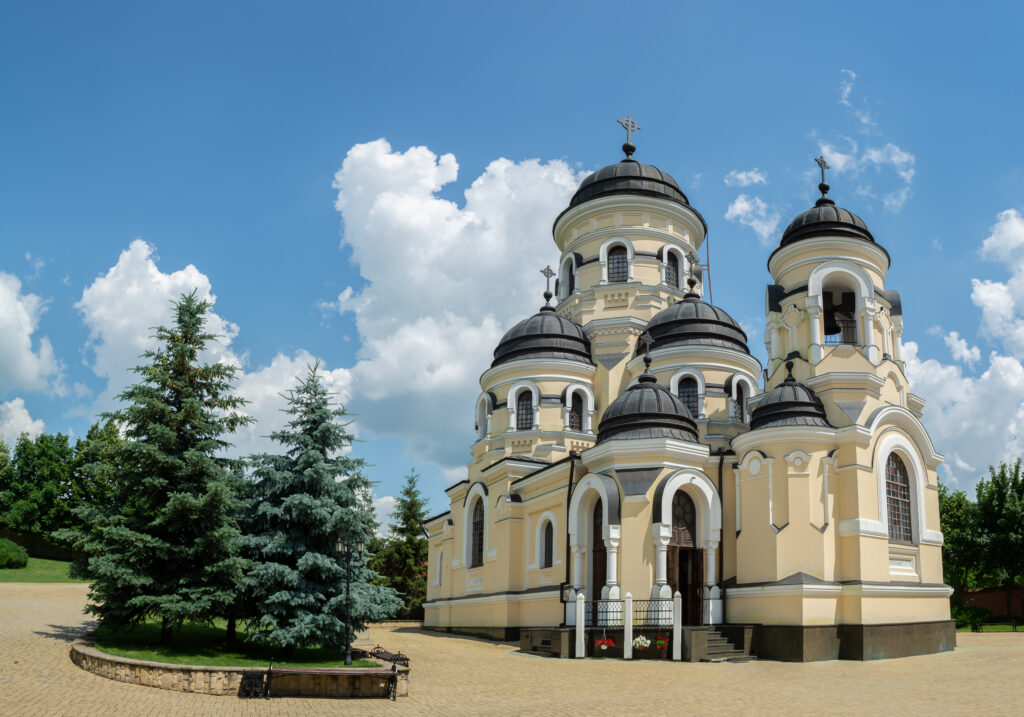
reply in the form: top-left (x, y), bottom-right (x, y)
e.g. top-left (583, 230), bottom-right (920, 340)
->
top-left (2, 583), bottom-right (1023, 716)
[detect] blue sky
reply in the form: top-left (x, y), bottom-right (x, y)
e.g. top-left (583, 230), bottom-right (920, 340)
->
top-left (2, 1), bottom-right (1023, 518)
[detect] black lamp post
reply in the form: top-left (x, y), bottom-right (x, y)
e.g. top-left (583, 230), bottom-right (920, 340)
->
top-left (336, 538), bottom-right (365, 666)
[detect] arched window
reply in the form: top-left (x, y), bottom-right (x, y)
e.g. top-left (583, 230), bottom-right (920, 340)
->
top-left (567, 264), bottom-right (575, 295)
top-left (733, 384), bottom-right (746, 422)
top-left (678, 377), bottom-right (698, 418)
top-left (541, 521), bottom-right (554, 568)
top-left (516, 391), bottom-right (534, 431)
top-left (823, 287), bottom-right (859, 345)
top-left (568, 392), bottom-right (584, 432)
top-left (671, 491), bottom-right (696, 547)
top-left (607, 246), bottom-right (628, 283)
top-left (470, 499), bottom-right (484, 567)
top-left (886, 453), bottom-right (912, 544)
top-left (666, 252), bottom-right (680, 289)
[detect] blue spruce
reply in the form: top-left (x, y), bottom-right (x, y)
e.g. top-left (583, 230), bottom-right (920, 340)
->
top-left (243, 362), bottom-right (400, 651)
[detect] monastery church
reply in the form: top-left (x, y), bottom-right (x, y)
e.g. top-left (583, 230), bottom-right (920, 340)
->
top-left (423, 121), bottom-right (954, 661)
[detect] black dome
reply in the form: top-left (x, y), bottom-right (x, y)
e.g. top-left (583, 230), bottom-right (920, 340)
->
top-left (492, 305), bottom-right (593, 368)
top-left (644, 288), bottom-right (749, 354)
top-left (596, 366), bottom-right (698, 444)
top-left (750, 363), bottom-right (832, 430)
top-left (780, 191), bottom-right (874, 247)
top-left (569, 158), bottom-right (691, 209)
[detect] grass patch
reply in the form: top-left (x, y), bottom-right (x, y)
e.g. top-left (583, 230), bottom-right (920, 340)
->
top-left (957, 623), bottom-right (1021, 632)
top-left (92, 620), bottom-right (380, 668)
top-left (0, 557), bottom-right (88, 583)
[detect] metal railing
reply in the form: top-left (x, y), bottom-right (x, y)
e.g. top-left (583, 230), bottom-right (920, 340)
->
top-left (583, 599), bottom-right (623, 627)
top-left (631, 599), bottom-right (674, 626)
top-left (824, 320), bottom-right (858, 345)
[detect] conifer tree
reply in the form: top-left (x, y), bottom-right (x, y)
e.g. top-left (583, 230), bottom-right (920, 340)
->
top-left (371, 470), bottom-right (429, 619)
top-left (243, 363), bottom-right (399, 651)
top-left (59, 292), bottom-right (251, 643)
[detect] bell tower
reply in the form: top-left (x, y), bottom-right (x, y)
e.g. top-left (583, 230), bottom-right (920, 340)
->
top-left (762, 158), bottom-right (910, 425)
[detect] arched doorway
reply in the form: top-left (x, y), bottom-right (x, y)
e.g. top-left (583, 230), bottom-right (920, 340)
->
top-left (667, 491), bottom-right (703, 625)
top-left (589, 497), bottom-right (606, 622)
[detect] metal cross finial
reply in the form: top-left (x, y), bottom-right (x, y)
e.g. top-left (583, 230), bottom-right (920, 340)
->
top-left (540, 265), bottom-right (555, 293)
top-left (618, 115), bottom-right (641, 144)
top-left (639, 331), bottom-right (654, 356)
top-left (814, 155), bottom-right (830, 184)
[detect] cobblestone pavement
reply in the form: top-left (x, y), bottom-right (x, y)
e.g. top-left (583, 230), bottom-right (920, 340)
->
top-left (3, 583), bottom-right (1024, 716)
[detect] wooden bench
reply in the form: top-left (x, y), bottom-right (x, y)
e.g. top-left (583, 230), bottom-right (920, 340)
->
top-left (369, 645), bottom-right (410, 667)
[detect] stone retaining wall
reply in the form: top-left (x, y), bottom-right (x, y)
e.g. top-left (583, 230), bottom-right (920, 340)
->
top-left (69, 643), bottom-right (409, 698)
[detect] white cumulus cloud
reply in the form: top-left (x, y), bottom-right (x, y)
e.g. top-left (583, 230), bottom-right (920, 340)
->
top-left (0, 398), bottom-right (45, 446)
top-left (943, 331), bottom-right (981, 367)
top-left (904, 209), bottom-right (1024, 491)
top-left (0, 272), bottom-right (60, 395)
top-left (330, 139), bottom-right (583, 472)
top-left (77, 239), bottom-right (352, 458)
top-left (724, 169), bottom-right (767, 187)
top-left (724, 194), bottom-right (781, 246)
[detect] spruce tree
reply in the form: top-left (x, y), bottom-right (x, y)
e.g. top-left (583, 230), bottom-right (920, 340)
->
top-left (371, 470), bottom-right (429, 619)
top-left (59, 292), bottom-right (251, 643)
top-left (243, 363), bottom-right (399, 651)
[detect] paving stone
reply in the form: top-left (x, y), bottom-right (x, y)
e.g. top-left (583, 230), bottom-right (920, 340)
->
top-left (2, 583), bottom-right (1023, 716)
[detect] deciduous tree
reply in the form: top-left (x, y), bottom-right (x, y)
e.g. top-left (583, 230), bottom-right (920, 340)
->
top-left (976, 459), bottom-right (1024, 617)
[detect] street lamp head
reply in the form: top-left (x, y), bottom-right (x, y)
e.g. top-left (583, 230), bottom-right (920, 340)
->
top-left (336, 538), bottom-right (347, 555)
top-left (356, 541), bottom-right (365, 554)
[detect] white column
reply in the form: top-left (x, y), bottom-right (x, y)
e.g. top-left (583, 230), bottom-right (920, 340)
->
top-left (651, 523), bottom-right (672, 599)
top-left (808, 304), bottom-right (823, 363)
top-left (603, 526), bottom-right (620, 600)
top-left (575, 593), bottom-right (585, 659)
top-left (704, 542), bottom-right (718, 587)
top-left (704, 540), bottom-right (722, 625)
top-left (672, 591), bottom-right (683, 661)
top-left (571, 544), bottom-right (584, 591)
top-left (769, 323), bottom-right (781, 361)
top-left (860, 302), bottom-right (879, 362)
top-left (624, 593), bottom-right (633, 660)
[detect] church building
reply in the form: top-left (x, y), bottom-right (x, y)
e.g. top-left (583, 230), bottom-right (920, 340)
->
top-left (422, 121), bottom-right (954, 661)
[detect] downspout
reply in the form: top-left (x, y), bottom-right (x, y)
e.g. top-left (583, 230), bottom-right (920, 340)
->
top-left (714, 448), bottom-right (733, 625)
top-left (558, 450), bottom-right (579, 627)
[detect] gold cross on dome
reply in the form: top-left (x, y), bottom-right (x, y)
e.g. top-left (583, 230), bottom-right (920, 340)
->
top-left (540, 265), bottom-right (556, 293)
top-left (618, 115), bottom-right (641, 144)
top-left (814, 155), bottom-right (830, 183)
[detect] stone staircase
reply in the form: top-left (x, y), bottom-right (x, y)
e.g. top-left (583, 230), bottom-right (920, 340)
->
top-left (702, 628), bottom-right (753, 662)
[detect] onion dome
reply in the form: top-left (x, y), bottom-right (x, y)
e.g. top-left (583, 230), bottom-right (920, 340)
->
top-left (750, 362), bottom-right (832, 430)
top-left (596, 354), bottom-right (698, 444)
top-left (554, 137), bottom-right (706, 231)
top-left (643, 278), bottom-right (749, 354)
top-left (569, 157), bottom-right (690, 210)
top-left (780, 180), bottom-right (874, 247)
top-left (491, 291), bottom-right (593, 368)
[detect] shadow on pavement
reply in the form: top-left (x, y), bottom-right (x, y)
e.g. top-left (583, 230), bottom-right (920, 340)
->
top-left (33, 621), bottom-right (96, 643)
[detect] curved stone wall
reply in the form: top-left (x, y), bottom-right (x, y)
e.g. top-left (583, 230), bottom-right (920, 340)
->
top-left (70, 642), bottom-right (409, 698)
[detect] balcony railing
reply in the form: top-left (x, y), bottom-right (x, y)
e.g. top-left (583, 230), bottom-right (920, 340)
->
top-left (824, 319), bottom-right (858, 345)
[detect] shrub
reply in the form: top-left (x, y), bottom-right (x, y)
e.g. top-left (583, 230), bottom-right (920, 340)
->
top-left (952, 603), bottom-right (993, 629)
top-left (0, 538), bottom-right (29, 569)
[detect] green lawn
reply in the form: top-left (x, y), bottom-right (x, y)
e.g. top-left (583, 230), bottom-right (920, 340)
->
top-left (0, 557), bottom-right (88, 583)
top-left (957, 623), bottom-right (1021, 632)
top-left (92, 620), bottom-right (380, 668)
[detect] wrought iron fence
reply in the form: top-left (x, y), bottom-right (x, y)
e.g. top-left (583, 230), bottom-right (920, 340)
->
top-left (583, 599), bottom-right (623, 627)
top-left (631, 599), bottom-right (673, 626)
top-left (824, 320), bottom-right (858, 345)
